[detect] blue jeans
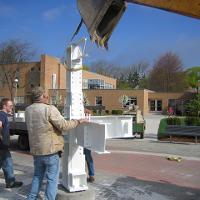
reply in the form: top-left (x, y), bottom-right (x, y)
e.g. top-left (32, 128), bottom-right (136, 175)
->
top-left (84, 148), bottom-right (94, 176)
top-left (27, 153), bottom-right (60, 200)
top-left (0, 149), bottom-right (15, 185)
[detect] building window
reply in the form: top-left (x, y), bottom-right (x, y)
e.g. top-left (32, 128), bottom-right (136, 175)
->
top-left (82, 79), bottom-right (88, 89)
top-left (105, 83), bottom-right (113, 89)
top-left (168, 99), bottom-right (176, 107)
top-left (87, 79), bottom-right (113, 89)
top-left (125, 97), bottom-right (137, 107)
top-left (99, 80), bottom-right (105, 89)
top-left (15, 96), bottom-right (24, 104)
top-left (95, 96), bottom-right (102, 106)
top-left (157, 100), bottom-right (162, 111)
top-left (149, 99), bottom-right (162, 112)
top-left (88, 79), bottom-right (105, 89)
top-left (52, 74), bottom-right (57, 89)
top-left (149, 100), bottom-right (155, 111)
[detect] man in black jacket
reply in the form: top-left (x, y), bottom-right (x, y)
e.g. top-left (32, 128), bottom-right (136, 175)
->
top-left (0, 98), bottom-right (23, 188)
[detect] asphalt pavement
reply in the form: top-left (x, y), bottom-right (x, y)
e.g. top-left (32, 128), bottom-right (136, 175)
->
top-left (0, 114), bottom-right (200, 200)
top-left (1, 136), bottom-right (200, 200)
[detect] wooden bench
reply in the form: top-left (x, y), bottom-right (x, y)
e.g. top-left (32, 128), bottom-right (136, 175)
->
top-left (164, 125), bottom-right (200, 143)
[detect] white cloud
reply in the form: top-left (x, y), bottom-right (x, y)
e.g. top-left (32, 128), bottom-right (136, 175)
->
top-left (43, 6), bottom-right (67, 21)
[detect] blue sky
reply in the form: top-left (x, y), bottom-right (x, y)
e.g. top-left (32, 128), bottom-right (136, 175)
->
top-left (0, 0), bottom-right (200, 68)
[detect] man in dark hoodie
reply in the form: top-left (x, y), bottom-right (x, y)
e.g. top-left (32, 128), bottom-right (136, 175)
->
top-left (0, 98), bottom-right (23, 188)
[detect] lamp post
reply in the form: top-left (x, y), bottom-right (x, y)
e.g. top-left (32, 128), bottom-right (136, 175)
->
top-left (13, 78), bottom-right (18, 120)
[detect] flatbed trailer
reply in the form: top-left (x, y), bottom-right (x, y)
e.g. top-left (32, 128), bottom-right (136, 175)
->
top-left (9, 118), bottom-right (29, 150)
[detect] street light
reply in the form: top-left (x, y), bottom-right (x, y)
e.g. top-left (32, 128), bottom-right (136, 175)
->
top-left (14, 78), bottom-right (19, 104)
top-left (13, 78), bottom-right (18, 119)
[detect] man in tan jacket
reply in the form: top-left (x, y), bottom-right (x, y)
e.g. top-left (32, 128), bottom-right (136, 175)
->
top-left (25, 87), bottom-right (88, 200)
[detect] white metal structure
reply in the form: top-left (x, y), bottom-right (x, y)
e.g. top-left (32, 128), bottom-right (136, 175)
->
top-left (62, 39), bottom-right (88, 192)
top-left (61, 39), bottom-right (133, 192)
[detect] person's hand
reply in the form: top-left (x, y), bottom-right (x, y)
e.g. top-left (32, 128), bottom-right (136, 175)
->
top-left (0, 131), bottom-right (2, 142)
top-left (78, 118), bottom-right (89, 124)
top-left (0, 125), bottom-right (2, 142)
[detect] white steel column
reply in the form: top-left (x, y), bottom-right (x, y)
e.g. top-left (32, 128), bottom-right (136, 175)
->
top-left (60, 39), bottom-right (133, 192)
top-left (62, 39), bottom-right (87, 192)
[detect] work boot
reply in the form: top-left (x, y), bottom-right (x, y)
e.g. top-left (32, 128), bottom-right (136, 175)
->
top-left (6, 181), bottom-right (23, 188)
top-left (87, 176), bottom-right (95, 183)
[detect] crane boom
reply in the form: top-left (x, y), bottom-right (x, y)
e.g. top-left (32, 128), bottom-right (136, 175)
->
top-left (126, 0), bottom-right (200, 19)
top-left (77, 0), bottom-right (200, 48)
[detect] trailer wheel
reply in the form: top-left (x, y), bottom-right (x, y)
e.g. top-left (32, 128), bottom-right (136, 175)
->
top-left (18, 135), bottom-right (29, 150)
top-left (140, 132), bottom-right (144, 139)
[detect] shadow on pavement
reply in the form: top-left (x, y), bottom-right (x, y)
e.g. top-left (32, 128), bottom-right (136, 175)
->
top-left (92, 176), bottom-right (200, 200)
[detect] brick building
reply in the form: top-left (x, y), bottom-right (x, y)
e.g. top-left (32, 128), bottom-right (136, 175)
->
top-left (0, 55), bottom-right (116, 103)
top-left (0, 54), bottom-right (184, 114)
top-left (49, 89), bottom-right (183, 115)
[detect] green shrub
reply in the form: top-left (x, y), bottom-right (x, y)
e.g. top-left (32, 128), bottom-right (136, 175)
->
top-left (185, 117), bottom-right (200, 126)
top-left (166, 117), bottom-right (182, 125)
top-left (158, 116), bottom-right (200, 140)
top-left (158, 118), bottom-right (167, 138)
top-left (111, 110), bottom-right (123, 115)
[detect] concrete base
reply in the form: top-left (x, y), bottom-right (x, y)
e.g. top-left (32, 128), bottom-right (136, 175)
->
top-left (57, 185), bottom-right (95, 200)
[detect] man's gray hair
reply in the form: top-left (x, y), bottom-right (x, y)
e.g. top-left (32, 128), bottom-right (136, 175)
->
top-left (31, 87), bottom-right (45, 101)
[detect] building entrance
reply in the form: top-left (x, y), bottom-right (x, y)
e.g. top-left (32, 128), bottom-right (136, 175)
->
top-left (149, 100), bottom-right (162, 112)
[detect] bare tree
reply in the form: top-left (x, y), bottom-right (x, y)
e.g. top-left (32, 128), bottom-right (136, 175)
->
top-left (148, 52), bottom-right (187, 92)
top-left (0, 39), bottom-right (35, 101)
top-left (90, 60), bottom-right (121, 78)
top-left (90, 60), bottom-right (149, 89)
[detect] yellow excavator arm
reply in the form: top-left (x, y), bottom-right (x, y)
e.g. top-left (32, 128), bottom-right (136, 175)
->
top-left (126, 0), bottom-right (200, 19)
top-left (77, 0), bottom-right (200, 48)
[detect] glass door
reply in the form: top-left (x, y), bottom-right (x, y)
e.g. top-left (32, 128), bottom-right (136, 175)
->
top-left (149, 100), bottom-right (162, 111)
top-left (150, 100), bottom-right (155, 111)
top-left (157, 100), bottom-right (162, 111)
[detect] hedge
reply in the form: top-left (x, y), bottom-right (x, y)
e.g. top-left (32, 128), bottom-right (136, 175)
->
top-left (158, 117), bottom-right (200, 138)
top-left (111, 110), bottom-right (123, 115)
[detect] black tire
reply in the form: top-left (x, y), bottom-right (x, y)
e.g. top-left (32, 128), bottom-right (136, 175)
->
top-left (18, 135), bottom-right (29, 150)
top-left (140, 132), bottom-right (144, 139)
